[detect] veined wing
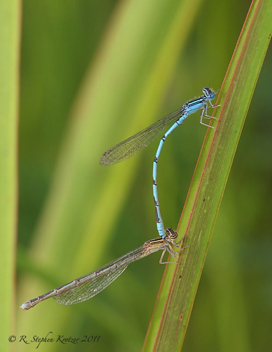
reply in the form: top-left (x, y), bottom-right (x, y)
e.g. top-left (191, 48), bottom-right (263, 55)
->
top-left (53, 242), bottom-right (150, 305)
top-left (54, 265), bottom-right (128, 305)
top-left (20, 238), bottom-right (166, 308)
top-left (100, 107), bottom-right (184, 165)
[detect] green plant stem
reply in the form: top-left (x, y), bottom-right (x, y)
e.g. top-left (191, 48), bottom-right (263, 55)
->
top-left (0, 0), bottom-right (20, 350)
top-left (143, 0), bottom-right (272, 350)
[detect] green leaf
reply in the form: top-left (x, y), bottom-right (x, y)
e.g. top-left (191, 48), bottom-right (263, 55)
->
top-left (0, 0), bottom-right (20, 350)
top-left (143, 0), bottom-right (272, 350)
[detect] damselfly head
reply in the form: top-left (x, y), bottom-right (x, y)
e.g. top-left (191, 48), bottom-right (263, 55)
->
top-left (165, 227), bottom-right (178, 240)
top-left (202, 87), bottom-right (216, 100)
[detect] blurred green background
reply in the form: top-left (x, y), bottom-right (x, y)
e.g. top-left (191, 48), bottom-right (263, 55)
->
top-left (16, 0), bottom-right (272, 351)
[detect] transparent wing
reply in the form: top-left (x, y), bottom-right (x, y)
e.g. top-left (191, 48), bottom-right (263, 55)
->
top-left (100, 107), bottom-right (184, 165)
top-left (53, 243), bottom-right (149, 305)
top-left (20, 239), bottom-right (167, 309)
top-left (54, 265), bottom-right (128, 305)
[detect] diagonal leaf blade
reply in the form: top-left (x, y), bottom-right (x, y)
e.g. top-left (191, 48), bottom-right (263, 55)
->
top-left (144, 0), bottom-right (272, 350)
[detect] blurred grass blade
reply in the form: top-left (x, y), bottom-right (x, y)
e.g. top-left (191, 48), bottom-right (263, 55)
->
top-left (17, 0), bottom-right (204, 343)
top-left (0, 0), bottom-right (20, 349)
top-left (143, 0), bottom-right (272, 350)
